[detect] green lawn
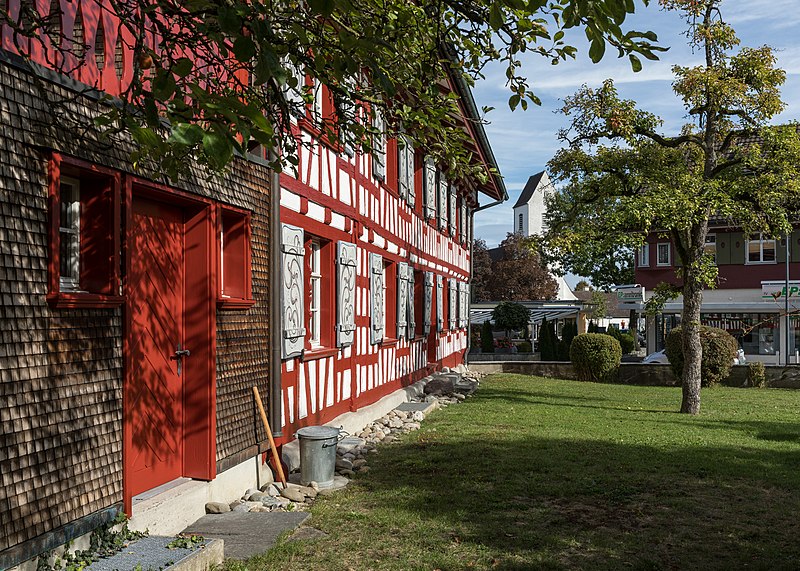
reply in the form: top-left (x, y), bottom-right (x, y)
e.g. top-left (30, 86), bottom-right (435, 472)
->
top-left (222, 375), bottom-right (800, 571)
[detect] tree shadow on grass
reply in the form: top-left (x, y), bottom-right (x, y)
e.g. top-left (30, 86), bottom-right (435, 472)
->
top-left (355, 430), bottom-right (800, 571)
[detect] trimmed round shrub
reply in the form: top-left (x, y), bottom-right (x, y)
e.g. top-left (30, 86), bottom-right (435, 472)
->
top-left (618, 333), bottom-right (636, 355)
top-left (570, 333), bottom-right (622, 383)
top-left (664, 325), bottom-right (738, 387)
top-left (518, 340), bottom-right (533, 353)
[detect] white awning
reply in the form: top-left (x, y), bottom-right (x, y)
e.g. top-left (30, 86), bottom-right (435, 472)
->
top-left (469, 306), bottom-right (580, 326)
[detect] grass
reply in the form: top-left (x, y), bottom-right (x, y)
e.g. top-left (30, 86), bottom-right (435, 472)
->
top-left (221, 375), bottom-right (800, 570)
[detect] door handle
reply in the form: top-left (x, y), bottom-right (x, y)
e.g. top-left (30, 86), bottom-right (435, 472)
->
top-left (171, 344), bottom-right (191, 376)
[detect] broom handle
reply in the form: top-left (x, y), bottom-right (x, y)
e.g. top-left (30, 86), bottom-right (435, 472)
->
top-left (253, 386), bottom-right (287, 488)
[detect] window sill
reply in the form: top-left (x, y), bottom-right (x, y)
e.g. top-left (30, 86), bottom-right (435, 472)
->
top-left (381, 337), bottom-right (399, 347)
top-left (745, 261), bottom-right (778, 265)
top-left (302, 347), bottom-right (339, 362)
top-left (217, 297), bottom-right (257, 310)
top-left (47, 292), bottom-right (126, 309)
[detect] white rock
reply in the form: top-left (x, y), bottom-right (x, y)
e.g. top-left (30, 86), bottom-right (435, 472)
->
top-left (412, 411), bottom-right (425, 422)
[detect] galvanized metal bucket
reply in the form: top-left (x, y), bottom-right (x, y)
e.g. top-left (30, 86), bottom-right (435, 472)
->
top-left (295, 425), bottom-right (341, 488)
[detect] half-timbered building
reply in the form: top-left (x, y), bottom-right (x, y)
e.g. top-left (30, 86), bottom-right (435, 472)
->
top-left (276, 75), bottom-right (506, 437)
top-left (0, 1), bottom-right (505, 567)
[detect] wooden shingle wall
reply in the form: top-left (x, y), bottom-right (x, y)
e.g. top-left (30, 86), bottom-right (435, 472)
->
top-left (0, 55), bottom-right (273, 562)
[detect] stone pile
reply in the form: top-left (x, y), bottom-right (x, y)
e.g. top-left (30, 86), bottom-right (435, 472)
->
top-left (206, 366), bottom-right (483, 515)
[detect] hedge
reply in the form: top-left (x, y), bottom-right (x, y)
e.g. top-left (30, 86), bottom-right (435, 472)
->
top-left (570, 333), bottom-right (622, 382)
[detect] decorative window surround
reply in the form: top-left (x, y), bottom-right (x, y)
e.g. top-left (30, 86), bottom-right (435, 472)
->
top-left (47, 153), bottom-right (124, 308)
top-left (217, 205), bottom-right (255, 310)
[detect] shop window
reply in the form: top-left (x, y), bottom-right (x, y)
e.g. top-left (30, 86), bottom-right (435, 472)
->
top-left (656, 243), bottom-right (670, 266)
top-left (747, 234), bottom-right (776, 264)
top-left (638, 243), bottom-right (649, 267)
top-left (218, 206), bottom-right (255, 309)
top-left (47, 154), bottom-right (123, 308)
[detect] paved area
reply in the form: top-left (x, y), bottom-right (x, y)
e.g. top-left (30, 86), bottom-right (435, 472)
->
top-left (182, 511), bottom-right (310, 560)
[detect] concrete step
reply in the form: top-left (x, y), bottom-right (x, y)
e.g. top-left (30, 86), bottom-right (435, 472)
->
top-left (83, 536), bottom-right (223, 571)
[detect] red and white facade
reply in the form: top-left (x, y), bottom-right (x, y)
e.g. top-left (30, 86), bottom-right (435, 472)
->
top-left (276, 80), bottom-right (505, 438)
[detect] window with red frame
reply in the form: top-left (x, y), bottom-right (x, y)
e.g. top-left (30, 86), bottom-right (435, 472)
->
top-left (47, 154), bottom-right (123, 308)
top-left (383, 260), bottom-right (396, 340)
top-left (305, 236), bottom-right (335, 352)
top-left (218, 206), bottom-right (255, 309)
top-left (414, 269), bottom-right (425, 337)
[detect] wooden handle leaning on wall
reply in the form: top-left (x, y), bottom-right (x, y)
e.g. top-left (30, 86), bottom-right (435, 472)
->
top-left (252, 386), bottom-right (287, 488)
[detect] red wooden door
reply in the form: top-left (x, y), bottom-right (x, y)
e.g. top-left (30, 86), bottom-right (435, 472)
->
top-left (127, 197), bottom-right (185, 496)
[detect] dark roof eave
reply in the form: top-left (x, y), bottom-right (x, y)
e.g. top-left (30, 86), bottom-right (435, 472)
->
top-left (446, 66), bottom-right (508, 204)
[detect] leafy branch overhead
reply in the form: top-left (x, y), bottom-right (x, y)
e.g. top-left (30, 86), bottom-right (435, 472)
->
top-left (545, 0), bottom-right (800, 414)
top-left (4, 0), bottom-right (664, 179)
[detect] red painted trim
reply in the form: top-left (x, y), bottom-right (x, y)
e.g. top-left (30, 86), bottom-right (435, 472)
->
top-left (216, 298), bottom-right (257, 310)
top-left (299, 197), bottom-right (309, 215)
top-left (302, 347), bottom-right (339, 362)
top-left (121, 176), bottom-right (133, 516)
top-left (123, 177), bottom-right (217, 511)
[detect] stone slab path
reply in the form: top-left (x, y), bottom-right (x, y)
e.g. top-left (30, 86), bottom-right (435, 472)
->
top-left (182, 511), bottom-right (310, 560)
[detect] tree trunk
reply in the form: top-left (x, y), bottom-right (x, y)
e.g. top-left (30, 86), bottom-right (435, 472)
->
top-left (680, 266), bottom-right (704, 414)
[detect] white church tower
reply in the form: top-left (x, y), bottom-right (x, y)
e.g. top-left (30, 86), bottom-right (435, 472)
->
top-left (513, 171), bottom-right (577, 301)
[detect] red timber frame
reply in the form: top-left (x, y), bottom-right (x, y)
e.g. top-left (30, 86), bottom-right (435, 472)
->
top-left (122, 177), bottom-right (217, 514)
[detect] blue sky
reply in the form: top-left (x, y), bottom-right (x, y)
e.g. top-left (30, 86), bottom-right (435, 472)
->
top-left (472, 0), bottom-right (800, 263)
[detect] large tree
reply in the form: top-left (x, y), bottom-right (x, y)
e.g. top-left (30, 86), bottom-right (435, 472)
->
top-left (471, 238), bottom-right (493, 302)
top-left (485, 233), bottom-right (558, 301)
top-left (546, 0), bottom-right (800, 414)
top-left (3, 0), bottom-right (665, 179)
top-left (545, 239), bottom-right (634, 291)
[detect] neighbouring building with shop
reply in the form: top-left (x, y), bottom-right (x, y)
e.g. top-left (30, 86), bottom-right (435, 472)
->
top-left (636, 226), bottom-right (800, 363)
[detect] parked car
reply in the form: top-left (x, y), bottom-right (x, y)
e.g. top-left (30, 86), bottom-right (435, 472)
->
top-left (643, 349), bottom-right (746, 365)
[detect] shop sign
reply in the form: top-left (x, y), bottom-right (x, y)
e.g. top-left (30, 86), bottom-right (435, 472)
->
top-left (615, 285), bottom-right (644, 305)
top-left (761, 280), bottom-right (800, 300)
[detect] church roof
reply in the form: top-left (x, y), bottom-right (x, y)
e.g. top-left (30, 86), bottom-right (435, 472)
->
top-left (512, 171), bottom-right (546, 209)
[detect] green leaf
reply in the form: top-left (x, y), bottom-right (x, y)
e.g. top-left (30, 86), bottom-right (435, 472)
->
top-left (131, 126), bottom-right (162, 148)
top-left (203, 129), bottom-right (233, 169)
top-left (629, 53), bottom-right (642, 73)
top-left (170, 123), bottom-right (204, 146)
top-left (232, 36), bottom-right (256, 62)
top-left (172, 58), bottom-right (193, 78)
top-left (152, 70), bottom-right (176, 101)
top-left (308, 0), bottom-right (334, 16)
top-left (489, 3), bottom-right (503, 31)
top-left (588, 38), bottom-right (606, 63)
top-left (509, 94), bottom-right (521, 110)
top-left (217, 5), bottom-right (241, 35)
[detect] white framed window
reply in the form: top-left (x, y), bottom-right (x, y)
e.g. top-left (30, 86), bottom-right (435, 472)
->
top-left (704, 234), bottom-right (717, 263)
top-left (382, 261), bottom-right (389, 337)
top-left (657, 243), bottom-right (671, 266)
top-left (747, 234), bottom-right (776, 264)
top-left (309, 239), bottom-right (322, 346)
top-left (59, 176), bottom-right (81, 291)
top-left (638, 243), bottom-right (650, 267)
